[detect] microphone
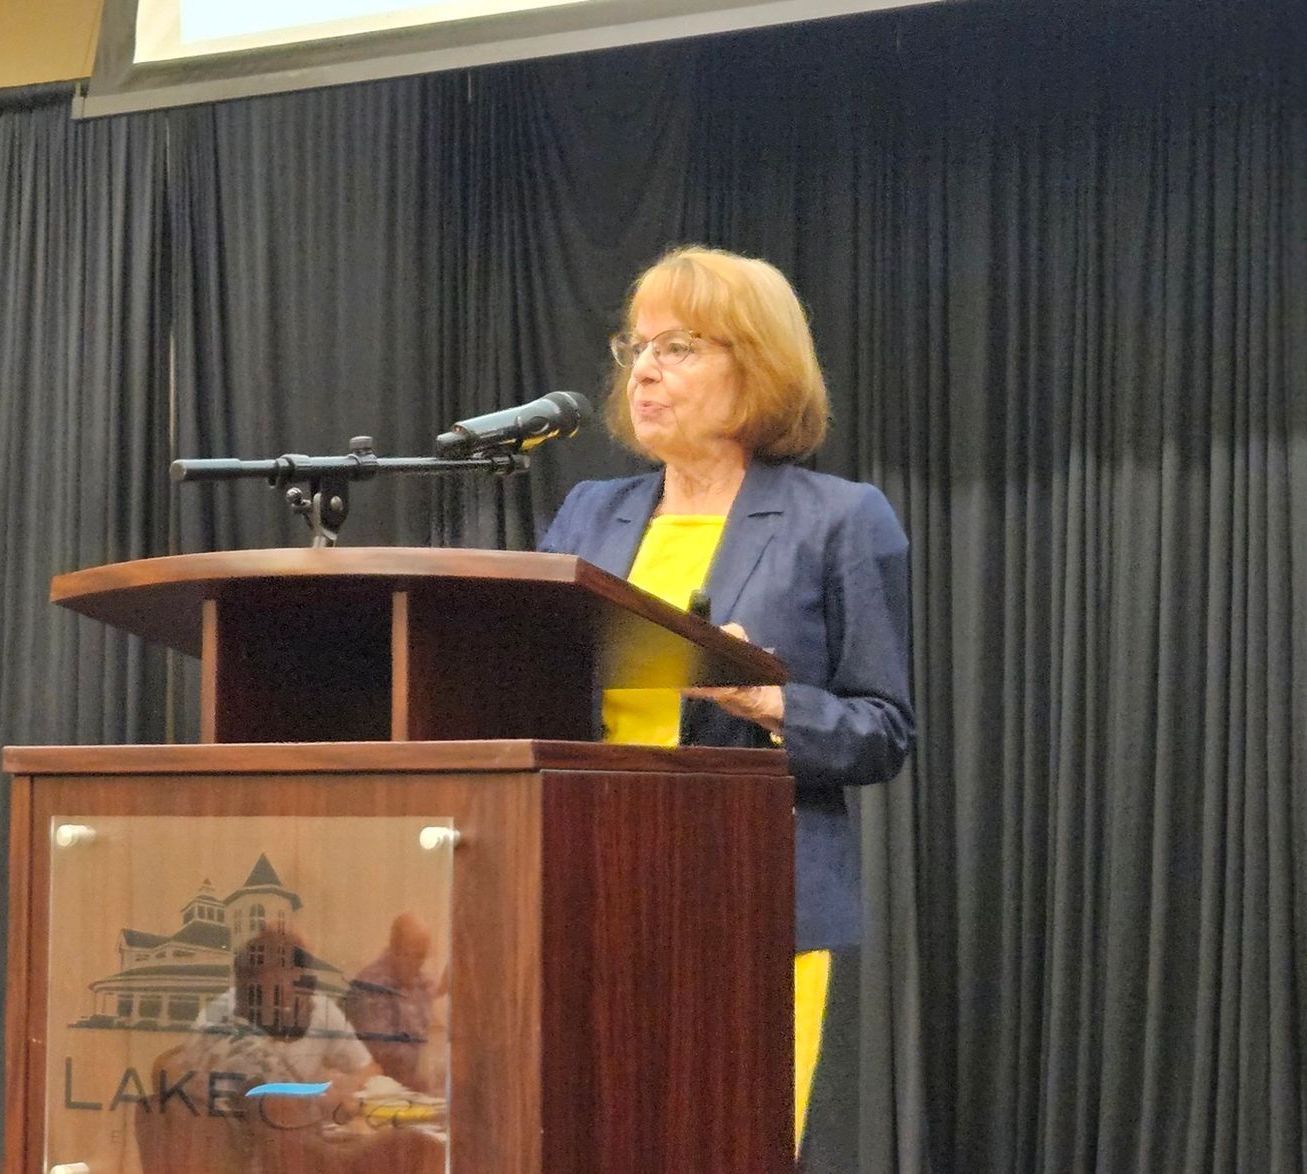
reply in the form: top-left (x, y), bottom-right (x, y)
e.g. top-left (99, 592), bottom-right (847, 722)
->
top-left (434, 391), bottom-right (593, 456)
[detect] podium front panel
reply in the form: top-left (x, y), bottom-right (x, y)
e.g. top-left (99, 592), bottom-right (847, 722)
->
top-left (5, 741), bottom-right (793, 1173)
top-left (43, 814), bottom-right (454, 1174)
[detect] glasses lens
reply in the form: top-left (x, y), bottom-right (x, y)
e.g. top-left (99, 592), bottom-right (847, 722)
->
top-left (610, 329), bottom-right (702, 367)
top-left (655, 332), bottom-right (696, 366)
top-left (612, 333), bottom-right (647, 367)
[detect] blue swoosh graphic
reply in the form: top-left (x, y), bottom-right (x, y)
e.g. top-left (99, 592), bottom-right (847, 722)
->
top-left (245, 1081), bottom-right (332, 1098)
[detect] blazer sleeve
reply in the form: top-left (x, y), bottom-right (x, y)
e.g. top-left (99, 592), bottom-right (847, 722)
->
top-left (778, 485), bottom-right (915, 788)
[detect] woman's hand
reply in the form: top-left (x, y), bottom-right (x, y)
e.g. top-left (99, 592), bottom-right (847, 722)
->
top-left (681, 623), bottom-right (785, 734)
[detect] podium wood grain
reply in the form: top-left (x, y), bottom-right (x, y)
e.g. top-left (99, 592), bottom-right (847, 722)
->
top-left (3, 742), bottom-right (793, 1173)
top-left (10, 550), bottom-right (795, 1171)
top-left (50, 549), bottom-right (785, 744)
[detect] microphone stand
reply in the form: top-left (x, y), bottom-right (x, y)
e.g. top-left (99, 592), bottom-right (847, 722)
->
top-left (171, 436), bottom-right (529, 547)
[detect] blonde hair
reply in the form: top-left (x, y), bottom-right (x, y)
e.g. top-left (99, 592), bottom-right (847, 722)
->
top-left (605, 246), bottom-right (829, 460)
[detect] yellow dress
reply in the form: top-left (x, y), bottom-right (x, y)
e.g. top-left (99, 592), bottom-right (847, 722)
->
top-left (602, 511), bottom-right (830, 1155)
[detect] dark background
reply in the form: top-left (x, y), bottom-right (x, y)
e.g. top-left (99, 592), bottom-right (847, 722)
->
top-left (2, 0), bottom-right (1305, 1168)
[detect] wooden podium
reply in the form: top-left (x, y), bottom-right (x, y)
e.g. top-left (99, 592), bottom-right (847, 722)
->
top-left (3, 550), bottom-right (794, 1173)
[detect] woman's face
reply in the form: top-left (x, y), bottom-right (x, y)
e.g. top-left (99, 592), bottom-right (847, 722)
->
top-left (624, 305), bottom-right (743, 465)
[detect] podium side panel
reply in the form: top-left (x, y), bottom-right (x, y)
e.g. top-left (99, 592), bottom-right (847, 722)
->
top-left (5, 773), bottom-right (33, 1173)
top-left (539, 768), bottom-right (794, 1173)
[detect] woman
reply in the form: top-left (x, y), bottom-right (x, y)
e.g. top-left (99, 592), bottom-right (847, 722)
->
top-left (539, 245), bottom-right (914, 1166)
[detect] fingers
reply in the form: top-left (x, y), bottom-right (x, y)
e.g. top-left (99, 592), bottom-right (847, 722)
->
top-left (682, 685), bottom-right (746, 704)
top-left (682, 683), bottom-right (784, 732)
top-left (682, 686), bottom-right (754, 721)
top-left (719, 623), bottom-right (773, 654)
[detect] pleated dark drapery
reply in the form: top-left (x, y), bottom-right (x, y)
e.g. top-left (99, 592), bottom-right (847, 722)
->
top-left (0, 88), bottom-right (170, 742)
top-left (0, 90), bottom-right (172, 1120)
top-left (2, 1), bottom-right (1305, 1169)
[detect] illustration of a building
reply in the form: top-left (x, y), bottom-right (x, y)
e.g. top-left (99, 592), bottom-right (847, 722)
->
top-left (75, 854), bottom-right (349, 1030)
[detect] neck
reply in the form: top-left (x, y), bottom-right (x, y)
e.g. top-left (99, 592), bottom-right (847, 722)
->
top-left (658, 447), bottom-right (748, 516)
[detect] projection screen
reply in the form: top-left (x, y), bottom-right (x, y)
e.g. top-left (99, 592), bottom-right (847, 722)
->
top-left (78, 0), bottom-right (937, 117)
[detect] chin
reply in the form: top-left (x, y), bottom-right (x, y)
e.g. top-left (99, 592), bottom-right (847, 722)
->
top-left (632, 427), bottom-right (671, 459)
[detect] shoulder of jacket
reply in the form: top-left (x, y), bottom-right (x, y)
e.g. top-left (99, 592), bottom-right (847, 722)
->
top-left (773, 464), bottom-right (890, 512)
top-left (562, 471), bottom-right (658, 509)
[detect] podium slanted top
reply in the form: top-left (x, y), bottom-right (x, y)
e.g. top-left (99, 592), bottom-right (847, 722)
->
top-left (50, 547), bottom-right (786, 691)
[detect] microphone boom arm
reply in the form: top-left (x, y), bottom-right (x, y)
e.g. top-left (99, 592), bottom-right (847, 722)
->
top-left (171, 436), bottom-right (529, 547)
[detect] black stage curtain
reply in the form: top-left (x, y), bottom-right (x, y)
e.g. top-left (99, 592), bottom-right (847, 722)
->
top-left (169, 77), bottom-right (455, 557)
top-left (3, 1), bottom-right (1306, 1169)
top-left (0, 90), bottom-right (170, 737)
top-left (0, 85), bottom-right (172, 1140)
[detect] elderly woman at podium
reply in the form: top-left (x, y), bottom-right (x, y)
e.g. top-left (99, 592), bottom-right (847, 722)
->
top-left (539, 245), bottom-right (915, 1164)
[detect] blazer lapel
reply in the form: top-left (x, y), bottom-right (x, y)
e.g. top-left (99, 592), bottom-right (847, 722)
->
top-left (705, 460), bottom-right (787, 623)
top-left (588, 471), bottom-right (662, 577)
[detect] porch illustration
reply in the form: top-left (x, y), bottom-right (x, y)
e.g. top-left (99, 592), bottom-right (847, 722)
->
top-left (69, 853), bottom-right (350, 1032)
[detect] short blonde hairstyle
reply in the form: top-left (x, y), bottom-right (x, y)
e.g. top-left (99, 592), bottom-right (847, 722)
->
top-left (605, 246), bottom-right (829, 460)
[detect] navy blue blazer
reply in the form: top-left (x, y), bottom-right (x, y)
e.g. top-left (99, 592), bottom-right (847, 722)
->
top-left (539, 458), bottom-right (915, 951)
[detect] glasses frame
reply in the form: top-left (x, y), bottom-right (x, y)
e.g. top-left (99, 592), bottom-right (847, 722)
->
top-left (609, 328), bottom-right (727, 369)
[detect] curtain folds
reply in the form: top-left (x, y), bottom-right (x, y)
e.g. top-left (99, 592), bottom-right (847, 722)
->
top-left (0, 97), bottom-right (170, 740)
top-left (169, 77), bottom-right (456, 556)
top-left (2, 2), bottom-right (1305, 1169)
top-left (0, 93), bottom-right (171, 1142)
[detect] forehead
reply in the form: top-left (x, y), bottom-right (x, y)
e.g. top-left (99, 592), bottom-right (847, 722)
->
top-left (631, 306), bottom-right (688, 337)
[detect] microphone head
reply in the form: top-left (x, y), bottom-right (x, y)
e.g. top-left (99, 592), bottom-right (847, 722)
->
top-left (544, 390), bottom-right (594, 434)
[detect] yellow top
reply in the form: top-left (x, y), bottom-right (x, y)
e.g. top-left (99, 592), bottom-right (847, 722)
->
top-left (602, 514), bottom-right (727, 747)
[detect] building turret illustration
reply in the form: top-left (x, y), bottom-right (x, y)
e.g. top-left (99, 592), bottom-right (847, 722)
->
top-left (223, 853), bottom-right (303, 954)
top-left (180, 878), bottom-right (225, 928)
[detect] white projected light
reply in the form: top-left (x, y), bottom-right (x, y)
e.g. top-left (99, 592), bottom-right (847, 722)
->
top-left (137, 0), bottom-right (590, 62)
top-left (82, 0), bottom-right (941, 117)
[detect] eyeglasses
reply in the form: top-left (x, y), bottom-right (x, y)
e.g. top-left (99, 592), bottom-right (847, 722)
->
top-left (609, 328), bottom-right (727, 369)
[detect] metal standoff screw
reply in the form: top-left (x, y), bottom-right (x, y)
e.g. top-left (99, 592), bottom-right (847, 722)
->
top-left (419, 826), bottom-right (462, 850)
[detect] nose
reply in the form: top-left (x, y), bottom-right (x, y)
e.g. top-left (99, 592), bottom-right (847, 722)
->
top-left (630, 343), bottom-right (661, 382)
